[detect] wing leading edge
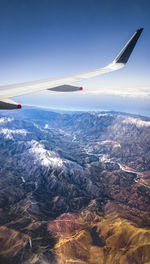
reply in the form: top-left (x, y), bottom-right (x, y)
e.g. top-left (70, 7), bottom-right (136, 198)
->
top-left (0, 28), bottom-right (143, 109)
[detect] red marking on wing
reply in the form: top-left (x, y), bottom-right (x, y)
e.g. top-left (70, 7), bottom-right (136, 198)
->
top-left (17, 104), bottom-right (22, 109)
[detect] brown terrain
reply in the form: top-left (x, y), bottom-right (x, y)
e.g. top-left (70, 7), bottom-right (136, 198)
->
top-left (48, 201), bottom-right (150, 264)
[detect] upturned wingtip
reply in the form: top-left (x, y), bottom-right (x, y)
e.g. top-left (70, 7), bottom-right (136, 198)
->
top-left (137, 27), bottom-right (144, 33)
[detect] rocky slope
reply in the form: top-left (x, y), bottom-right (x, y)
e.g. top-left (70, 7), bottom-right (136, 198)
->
top-left (0, 108), bottom-right (150, 263)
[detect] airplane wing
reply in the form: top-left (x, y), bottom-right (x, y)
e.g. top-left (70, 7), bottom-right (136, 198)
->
top-left (0, 28), bottom-right (143, 109)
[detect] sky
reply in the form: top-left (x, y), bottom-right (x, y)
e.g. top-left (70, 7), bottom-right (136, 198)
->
top-left (0, 0), bottom-right (150, 116)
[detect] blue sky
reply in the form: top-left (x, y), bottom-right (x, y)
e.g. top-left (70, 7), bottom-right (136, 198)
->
top-left (0, 0), bottom-right (150, 115)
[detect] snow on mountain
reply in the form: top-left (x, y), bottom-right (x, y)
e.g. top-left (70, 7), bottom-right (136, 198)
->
top-left (0, 128), bottom-right (28, 139)
top-left (0, 117), bottom-right (13, 123)
top-left (123, 117), bottom-right (150, 127)
top-left (27, 140), bottom-right (63, 167)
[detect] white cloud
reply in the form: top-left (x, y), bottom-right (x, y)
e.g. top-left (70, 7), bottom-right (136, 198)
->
top-left (82, 85), bottom-right (150, 98)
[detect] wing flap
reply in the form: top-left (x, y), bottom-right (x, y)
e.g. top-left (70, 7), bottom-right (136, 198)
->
top-left (0, 99), bottom-right (21, 110)
top-left (48, 84), bottom-right (83, 92)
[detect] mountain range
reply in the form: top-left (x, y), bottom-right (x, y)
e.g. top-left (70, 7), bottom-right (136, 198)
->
top-left (0, 108), bottom-right (150, 264)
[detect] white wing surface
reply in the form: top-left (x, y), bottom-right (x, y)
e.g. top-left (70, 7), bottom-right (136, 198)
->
top-left (0, 28), bottom-right (143, 109)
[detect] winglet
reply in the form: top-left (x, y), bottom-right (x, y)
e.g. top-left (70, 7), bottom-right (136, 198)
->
top-left (114, 28), bottom-right (143, 64)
